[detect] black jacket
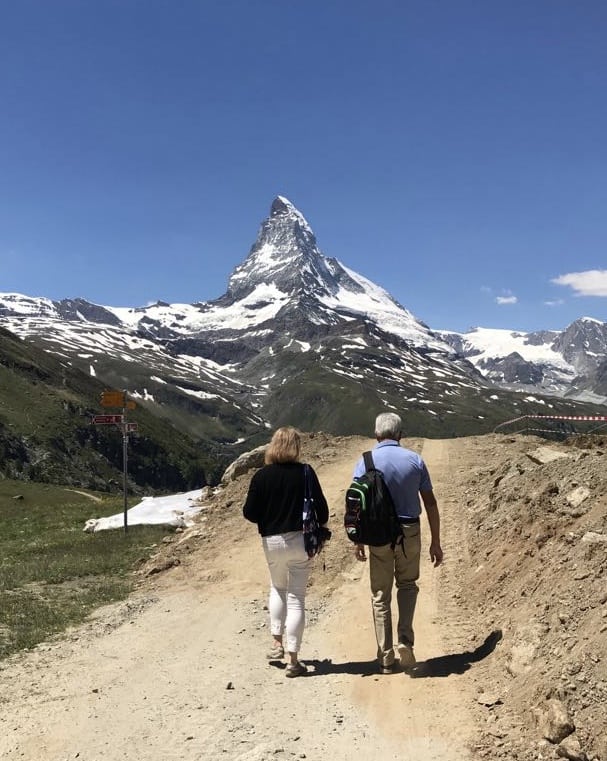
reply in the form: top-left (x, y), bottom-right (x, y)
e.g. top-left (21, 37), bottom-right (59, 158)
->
top-left (243, 462), bottom-right (329, 537)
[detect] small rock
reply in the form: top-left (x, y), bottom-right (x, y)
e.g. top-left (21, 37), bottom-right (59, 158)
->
top-left (536, 698), bottom-right (575, 744)
top-left (565, 486), bottom-right (591, 509)
top-left (582, 532), bottom-right (607, 545)
top-left (556, 735), bottom-right (588, 761)
top-left (146, 557), bottom-right (180, 576)
top-left (476, 692), bottom-right (503, 706)
top-left (527, 447), bottom-right (571, 465)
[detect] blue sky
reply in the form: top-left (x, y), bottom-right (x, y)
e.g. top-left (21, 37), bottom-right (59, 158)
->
top-left (1, 0), bottom-right (606, 333)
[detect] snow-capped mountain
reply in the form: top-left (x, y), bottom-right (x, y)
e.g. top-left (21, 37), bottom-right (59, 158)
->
top-left (438, 317), bottom-right (607, 403)
top-left (1, 196), bottom-right (605, 450)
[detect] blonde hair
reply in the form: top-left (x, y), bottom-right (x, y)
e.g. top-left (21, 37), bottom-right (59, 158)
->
top-left (265, 426), bottom-right (301, 464)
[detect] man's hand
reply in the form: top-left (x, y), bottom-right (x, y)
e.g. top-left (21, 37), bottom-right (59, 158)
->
top-left (429, 541), bottom-right (443, 567)
top-left (355, 544), bottom-right (367, 562)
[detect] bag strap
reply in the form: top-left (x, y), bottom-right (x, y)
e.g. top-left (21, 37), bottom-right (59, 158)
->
top-left (302, 464), bottom-right (316, 525)
top-left (303, 463), bottom-right (312, 500)
top-left (363, 450), bottom-right (374, 471)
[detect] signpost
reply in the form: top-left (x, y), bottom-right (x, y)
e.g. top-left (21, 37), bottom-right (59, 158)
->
top-left (92, 390), bottom-right (138, 532)
top-left (92, 414), bottom-right (124, 425)
top-left (100, 390), bottom-right (127, 408)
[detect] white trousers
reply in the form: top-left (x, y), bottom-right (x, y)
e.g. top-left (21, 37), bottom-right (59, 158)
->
top-left (262, 531), bottom-right (312, 654)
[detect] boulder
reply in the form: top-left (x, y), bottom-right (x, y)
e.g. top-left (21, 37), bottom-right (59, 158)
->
top-left (221, 445), bottom-right (267, 484)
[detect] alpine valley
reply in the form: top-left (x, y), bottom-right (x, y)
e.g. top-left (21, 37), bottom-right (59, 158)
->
top-left (1, 196), bottom-right (606, 489)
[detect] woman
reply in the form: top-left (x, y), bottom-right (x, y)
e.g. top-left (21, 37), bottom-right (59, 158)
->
top-left (243, 427), bottom-right (329, 677)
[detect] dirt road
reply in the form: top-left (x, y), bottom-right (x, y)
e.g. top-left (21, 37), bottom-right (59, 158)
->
top-left (0, 438), bottom-right (485, 761)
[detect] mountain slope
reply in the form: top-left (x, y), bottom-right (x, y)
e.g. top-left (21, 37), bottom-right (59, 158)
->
top-left (0, 326), bottom-right (215, 489)
top-left (438, 316), bottom-right (607, 402)
top-left (1, 197), bottom-right (606, 470)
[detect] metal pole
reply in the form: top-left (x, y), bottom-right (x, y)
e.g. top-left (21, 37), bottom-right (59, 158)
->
top-left (123, 390), bottom-right (128, 533)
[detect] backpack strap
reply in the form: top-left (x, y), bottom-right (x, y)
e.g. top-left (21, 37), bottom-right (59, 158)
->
top-left (363, 449), bottom-right (403, 550)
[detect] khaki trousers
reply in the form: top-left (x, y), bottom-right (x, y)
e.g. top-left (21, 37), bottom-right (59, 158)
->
top-left (368, 523), bottom-right (421, 667)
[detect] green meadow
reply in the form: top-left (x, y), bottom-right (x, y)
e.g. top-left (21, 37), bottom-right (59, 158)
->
top-left (0, 479), bottom-right (168, 660)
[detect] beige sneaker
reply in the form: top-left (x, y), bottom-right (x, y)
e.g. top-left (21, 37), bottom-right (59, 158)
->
top-left (285, 661), bottom-right (308, 678)
top-left (396, 643), bottom-right (416, 670)
top-left (266, 644), bottom-right (285, 660)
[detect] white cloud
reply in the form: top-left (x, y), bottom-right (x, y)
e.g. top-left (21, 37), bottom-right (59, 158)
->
top-left (551, 270), bottom-right (607, 297)
top-left (544, 299), bottom-right (564, 307)
top-left (496, 295), bottom-right (518, 305)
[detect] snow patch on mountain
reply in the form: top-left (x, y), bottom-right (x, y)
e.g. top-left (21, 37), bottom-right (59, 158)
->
top-left (445, 327), bottom-right (574, 371)
top-left (321, 263), bottom-right (448, 349)
top-left (107, 283), bottom-right (290, 333)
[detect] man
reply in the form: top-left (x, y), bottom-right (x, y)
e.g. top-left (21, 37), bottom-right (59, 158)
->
top-left (353, 412), bottom-right (443, 674)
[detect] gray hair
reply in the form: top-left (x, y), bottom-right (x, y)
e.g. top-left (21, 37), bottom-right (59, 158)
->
top-left (375, 412), bottom-right (402, 440)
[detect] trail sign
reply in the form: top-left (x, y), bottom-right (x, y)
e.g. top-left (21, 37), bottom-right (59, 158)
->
top-left (92, 414), bottom-right (124, 425)
top-left (92, 390), bottom-right (137, 533)
top-left (101, 390), bottom-right (126, 407)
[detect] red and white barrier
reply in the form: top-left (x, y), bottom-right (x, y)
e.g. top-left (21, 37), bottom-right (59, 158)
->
top-left (524, 415), bottom-right (607, 421)
top-left (494, 414), bottom-right (607, 433)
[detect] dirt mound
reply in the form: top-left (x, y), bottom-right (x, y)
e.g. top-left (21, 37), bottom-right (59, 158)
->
top-left (449, 433), bottom-right (607, 761)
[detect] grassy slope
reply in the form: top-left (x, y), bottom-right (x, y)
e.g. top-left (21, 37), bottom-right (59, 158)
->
top-left (261, 359), bottom-right (607, 439)
top-left (0, 328), bottom-right (211, 490)
top-left (0, 478), bottom-right (169, 659)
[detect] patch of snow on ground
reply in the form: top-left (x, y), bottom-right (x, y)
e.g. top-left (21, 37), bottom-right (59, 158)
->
top-left (83, 489), bottom-right (204, 532)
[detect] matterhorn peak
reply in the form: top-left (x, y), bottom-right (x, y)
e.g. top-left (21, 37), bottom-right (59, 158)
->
top-left (225, 196), bottom-right (336, 302)
top-left (269, 195), bottom-right (312, 230)
top-left (270, 195), bottom-right (295, 215)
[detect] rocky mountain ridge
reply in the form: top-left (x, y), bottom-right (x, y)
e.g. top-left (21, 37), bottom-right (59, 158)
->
top-left (1, 197), bottom-right (606, 459)
top-left (439, 317), bottom-right (607, 403)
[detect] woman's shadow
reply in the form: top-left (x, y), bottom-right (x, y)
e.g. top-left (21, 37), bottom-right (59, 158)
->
top-left (287, 629), bottom-right (503, 678)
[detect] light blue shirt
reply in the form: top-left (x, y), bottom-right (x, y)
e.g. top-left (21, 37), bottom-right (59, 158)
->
top-left (353, 440), bottom-right (432, 520)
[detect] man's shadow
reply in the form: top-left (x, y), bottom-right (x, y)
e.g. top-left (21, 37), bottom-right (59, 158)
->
top-left (280, 629), bottom-right (502, 678)
top-left (408, 629), bottom-right (503, 678)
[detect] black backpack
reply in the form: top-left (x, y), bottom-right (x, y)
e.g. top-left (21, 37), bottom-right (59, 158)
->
top-left (344, 451), bottom-right (402, 547)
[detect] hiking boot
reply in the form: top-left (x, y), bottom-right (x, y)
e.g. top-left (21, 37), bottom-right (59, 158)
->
top-left (379, 661), bottom-right (398, 674)
top-left (285, 661), bottom-right (308, 678)
top-left (396, 643), bottom-right (416, 670)
top-left (266, 644), bottom-right (284, 660)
